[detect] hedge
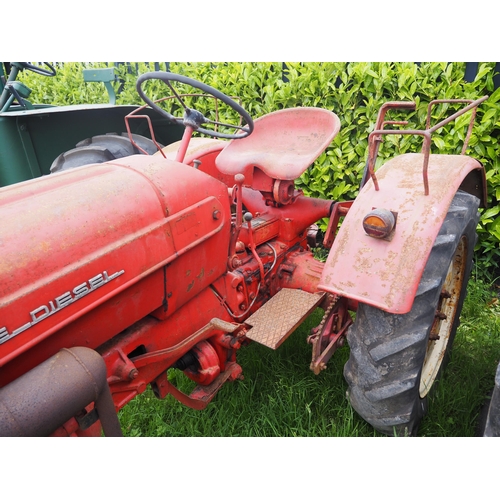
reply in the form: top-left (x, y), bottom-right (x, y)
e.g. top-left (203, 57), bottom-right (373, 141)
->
top-left (18, 62), bottom-right (500, 277)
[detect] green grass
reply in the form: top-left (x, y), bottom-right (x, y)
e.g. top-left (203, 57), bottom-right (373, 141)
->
top-left (118, 276), bottom-right (500, 437)
top-left (419, 276), bottom-right (500, 436)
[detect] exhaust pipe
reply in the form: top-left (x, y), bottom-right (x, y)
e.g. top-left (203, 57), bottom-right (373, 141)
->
top-left (0, 347), bottom-right (122, 437)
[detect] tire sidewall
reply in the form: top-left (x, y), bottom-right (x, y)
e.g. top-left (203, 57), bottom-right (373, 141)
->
top-left (343, 190), bottom-right (480, 436)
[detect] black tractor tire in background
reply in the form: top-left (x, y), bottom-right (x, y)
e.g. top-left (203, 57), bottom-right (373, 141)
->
top-left (476, 361), bottom-right (500, 437)
top-left (344, 190), bottom-right (480, 436)
top-left (50, 133), bottom-right (162, 173)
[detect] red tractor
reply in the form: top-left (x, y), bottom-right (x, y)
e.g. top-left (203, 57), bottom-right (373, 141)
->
top-left (0, 72), bottom-right (488, 436)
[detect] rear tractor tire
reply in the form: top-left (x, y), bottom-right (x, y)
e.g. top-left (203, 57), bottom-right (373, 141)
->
top-left (344, 190), bottom-right (480, 436)
top-left (50, 133), bottom-right (161, 173)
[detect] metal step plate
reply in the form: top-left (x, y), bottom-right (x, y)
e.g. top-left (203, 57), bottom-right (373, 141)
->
top-left (244, 288), bottom-right (325, 349)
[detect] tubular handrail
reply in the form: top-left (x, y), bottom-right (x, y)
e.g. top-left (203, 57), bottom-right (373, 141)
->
top-left (365, 95), bottom-right (488, 195)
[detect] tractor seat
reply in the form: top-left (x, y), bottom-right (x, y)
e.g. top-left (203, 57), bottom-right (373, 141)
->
top-left (215, 107), bottom-right (341, 183)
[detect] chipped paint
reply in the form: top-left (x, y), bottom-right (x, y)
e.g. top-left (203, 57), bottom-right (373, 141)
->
top-left (319, 153), bottom-right (483, 314)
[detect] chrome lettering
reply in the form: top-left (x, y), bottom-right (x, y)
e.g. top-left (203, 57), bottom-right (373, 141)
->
top-left (73, 283), bottom-right (90, 299)
top-left (12, 323), bottom-right (31, 336)
top-left (89, 274), bottom-right (105, 290)
top-left (104, 270), bottom-right (125, 281)
top-left (0, 269), bottom-right (125, 346)
top-left (30, 305), bottom-right (51, 324)
top-left (55, 291), bottom-right (73, 309)
top-left (0, 327), bottom-right (9, 344)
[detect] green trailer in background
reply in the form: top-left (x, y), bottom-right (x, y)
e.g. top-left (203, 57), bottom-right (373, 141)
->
top-left (0, 62), bottom-right (184, 187)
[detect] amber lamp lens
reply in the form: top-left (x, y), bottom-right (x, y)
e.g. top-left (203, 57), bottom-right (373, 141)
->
top-left (363, 209), bottom-right (395, 238)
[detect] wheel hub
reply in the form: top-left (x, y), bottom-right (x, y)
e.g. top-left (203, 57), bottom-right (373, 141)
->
top-left (419, 236), bottom-right (467, 397)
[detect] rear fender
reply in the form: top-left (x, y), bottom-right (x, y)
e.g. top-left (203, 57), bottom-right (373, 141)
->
top-left (319, 153), bottom-right (485, 314)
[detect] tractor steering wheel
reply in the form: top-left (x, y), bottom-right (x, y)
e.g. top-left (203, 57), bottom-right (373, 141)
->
top-left (136, 71), bottom-right (254, 140)
top-left (21, 62), bottom-right (57, 77)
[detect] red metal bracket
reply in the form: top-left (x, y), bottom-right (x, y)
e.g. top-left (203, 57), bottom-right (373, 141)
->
top-left (151, 361), bottom-right (243, 410)
top-left (124, 105), bottom-right (167, 157)
top-left (322, 201), bottom-right (353, 249)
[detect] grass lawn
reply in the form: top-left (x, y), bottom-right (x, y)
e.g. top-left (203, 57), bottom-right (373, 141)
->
top-left (118, 276), bottom-right (500, 437)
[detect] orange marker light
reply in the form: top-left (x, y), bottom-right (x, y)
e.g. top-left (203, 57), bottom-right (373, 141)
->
top-left (363, 208), bottom-right (396, 239)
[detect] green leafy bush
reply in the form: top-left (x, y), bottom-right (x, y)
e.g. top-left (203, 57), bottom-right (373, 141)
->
top-left (18, 62), bottom-right (500, 276)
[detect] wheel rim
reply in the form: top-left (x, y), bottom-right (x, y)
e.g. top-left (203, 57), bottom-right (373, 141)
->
top-left (419, 236), bottom-right (467, 397)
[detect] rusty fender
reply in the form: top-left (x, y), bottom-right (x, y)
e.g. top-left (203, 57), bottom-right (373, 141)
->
top-left (319, 153), bottom-right (486, 314)
top-left (0, 347), bottom-right (122, 437)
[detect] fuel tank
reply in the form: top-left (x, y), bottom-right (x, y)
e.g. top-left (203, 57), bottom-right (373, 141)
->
top-left (0, 154), bottom-right (231, 385)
